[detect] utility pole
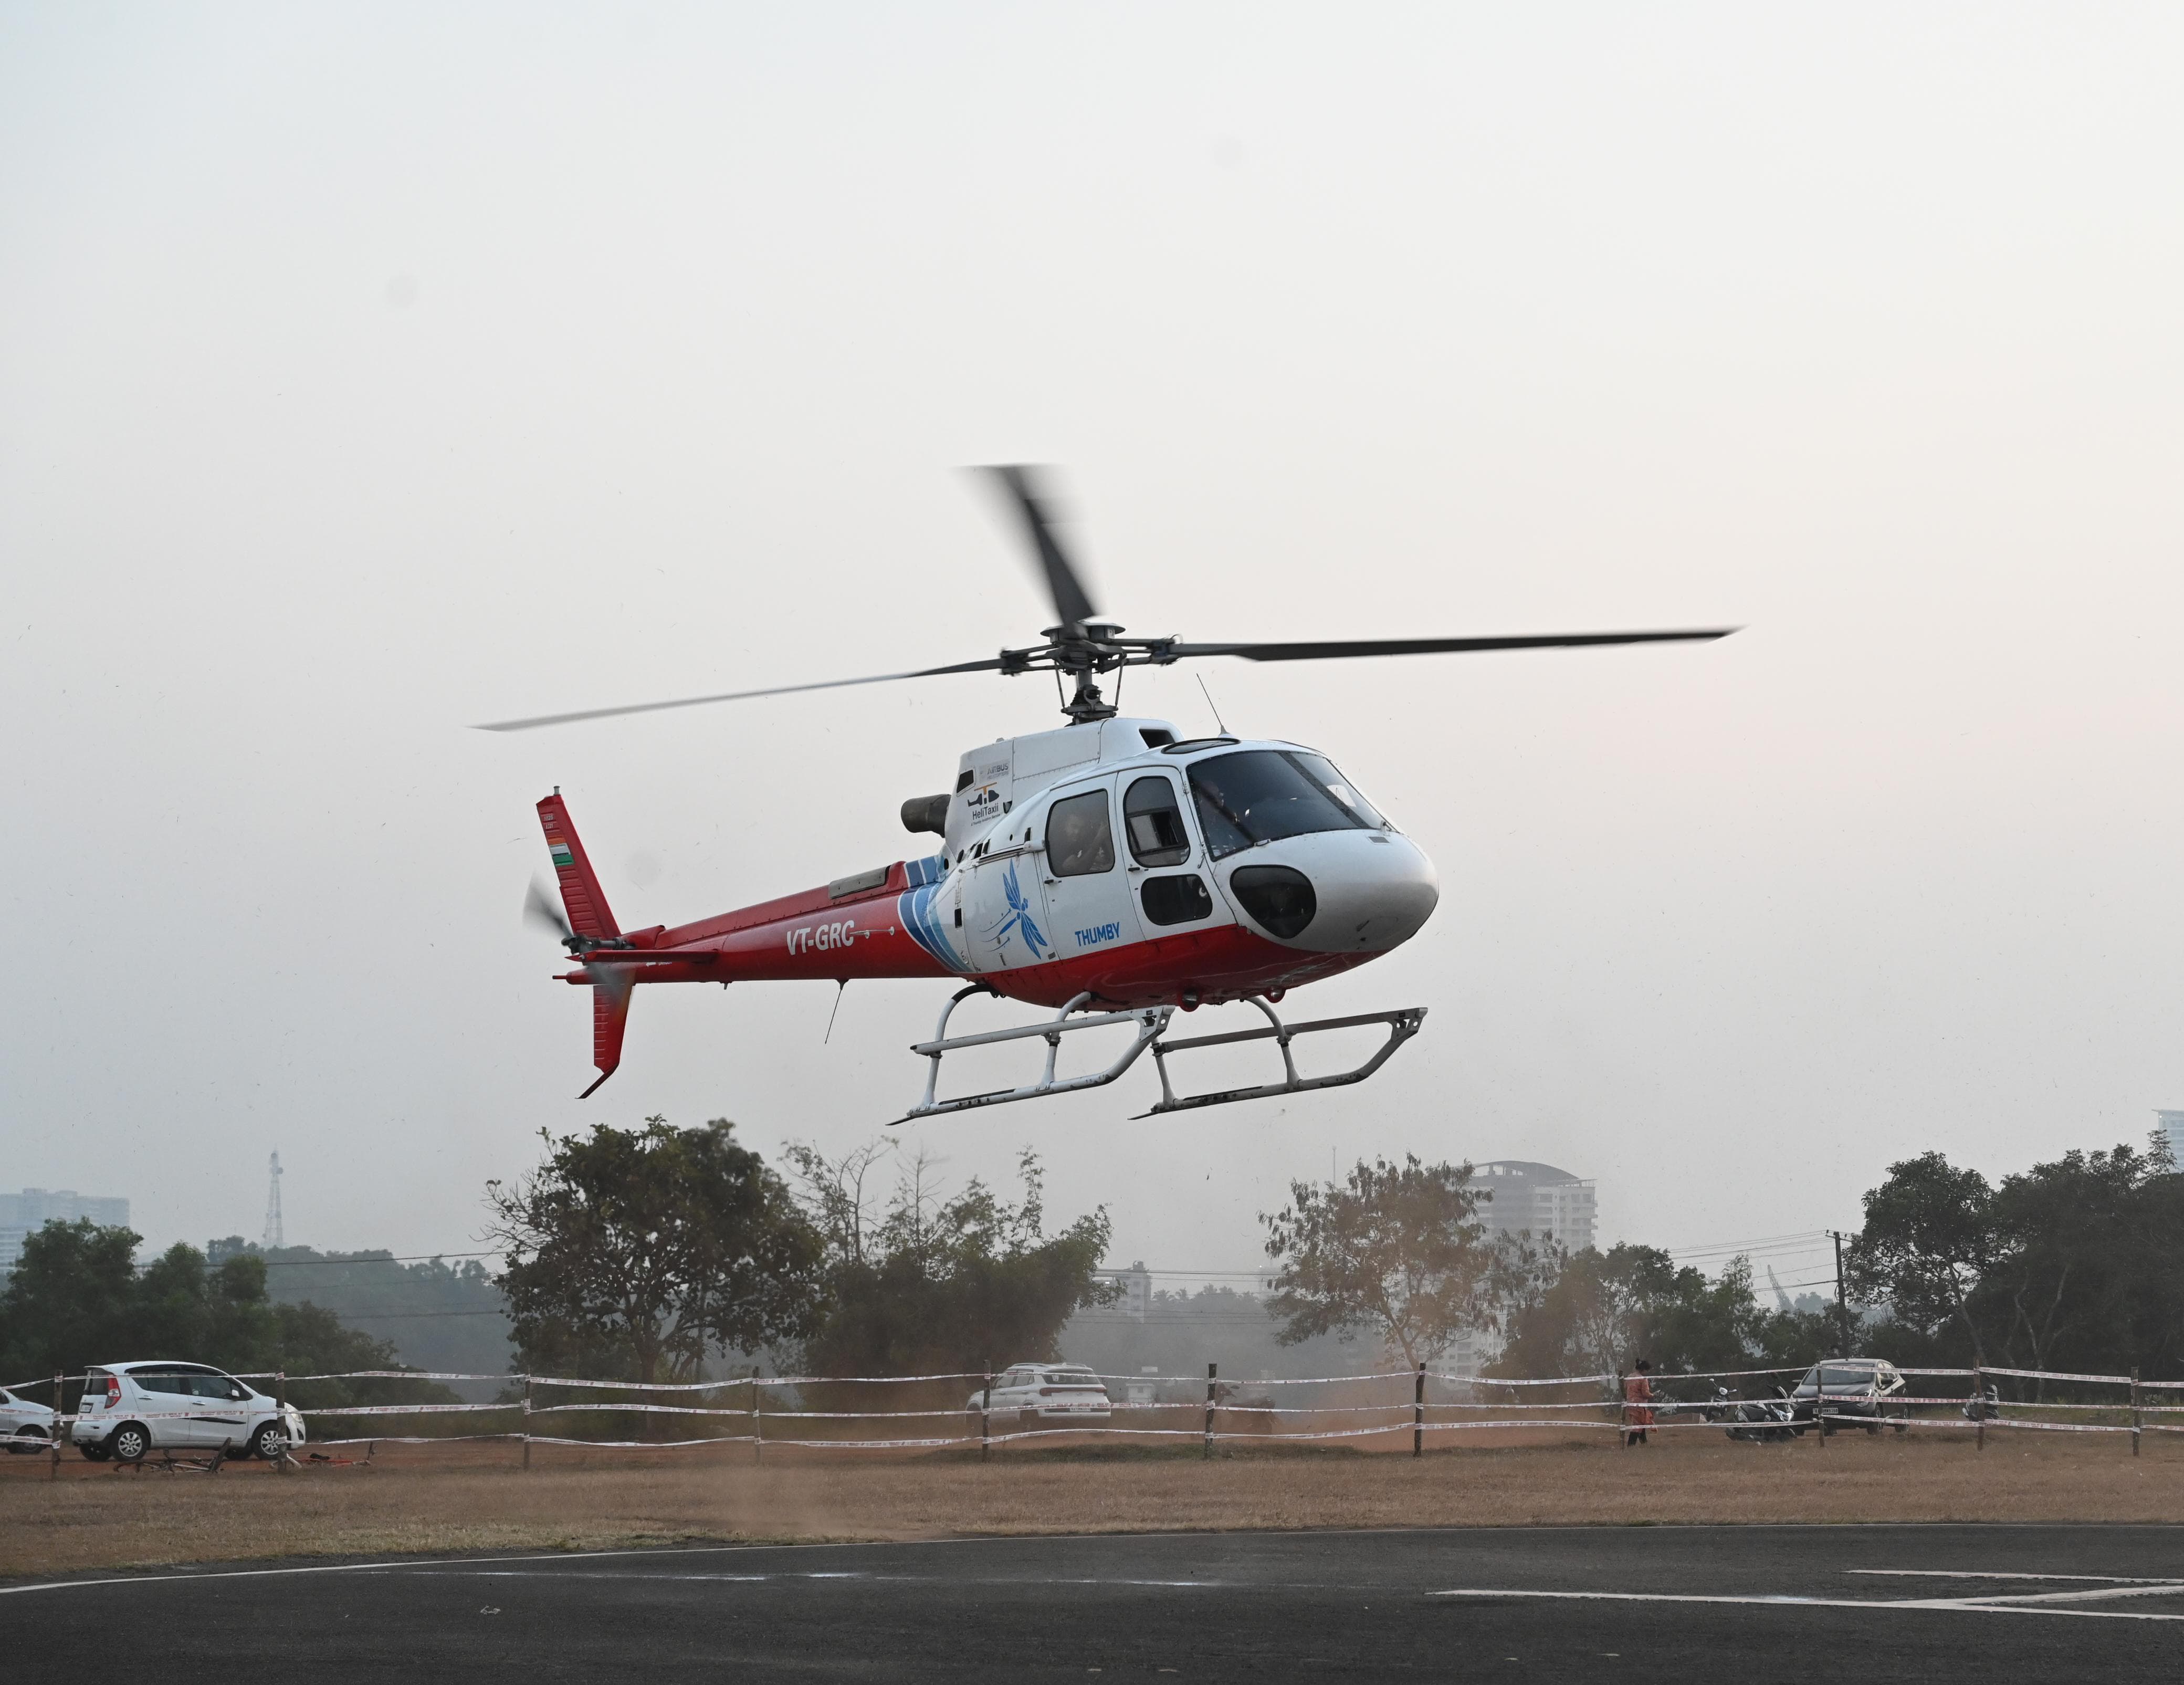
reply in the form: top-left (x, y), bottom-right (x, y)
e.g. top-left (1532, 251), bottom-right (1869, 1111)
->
top-left (1830, 1230), bottom-right (1852, 1357)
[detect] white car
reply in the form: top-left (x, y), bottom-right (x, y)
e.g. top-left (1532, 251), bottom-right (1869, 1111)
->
top-left (71, 1362), bottom-right (307, 1463)
top-left (965, 1363), bottom-right (1112, 1429)
top-left (1, 1386), bottom-right (57, 1453)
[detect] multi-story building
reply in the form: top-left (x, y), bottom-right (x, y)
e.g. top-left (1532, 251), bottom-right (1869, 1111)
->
top-left (1445, 1160), bottom-right (1597, 1382)
top-left (0, 1188), bottom-right (131, 1272)
top-left (1091, 1260), bottom-right (1153, 1321)
top-left (2158, 1111), bottom-right (2183, 1163)
top-left (1470, 1160), bottom-right (1596, 1252)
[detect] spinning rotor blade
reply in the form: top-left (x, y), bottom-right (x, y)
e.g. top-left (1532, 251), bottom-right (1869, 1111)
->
top-left (981, 464), bottom-right (1099, 631)
top-left (1167, 629), bottom-right (1737, 662)
top-left (523, 878), bottom-right (574, 943)
top-left (474, 657), bottom-right (1007, 732)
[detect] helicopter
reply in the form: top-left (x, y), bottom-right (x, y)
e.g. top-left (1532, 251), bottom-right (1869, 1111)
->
top-left (485, 467), bottom-right (1733, 1119)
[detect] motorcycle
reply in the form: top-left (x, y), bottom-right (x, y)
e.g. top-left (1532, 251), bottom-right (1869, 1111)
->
top-left (1707, 1384), bottom-right (1799, 1443)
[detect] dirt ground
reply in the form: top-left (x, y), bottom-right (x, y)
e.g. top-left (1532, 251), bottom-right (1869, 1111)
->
top-left (4, 1426), bottom-right (2180, 1579)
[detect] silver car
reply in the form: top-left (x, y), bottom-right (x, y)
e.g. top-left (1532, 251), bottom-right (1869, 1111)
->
top-left (1, 1386), bottom-right (57, 1453)
top-left (72, 1361), bottom-right (307, 1462)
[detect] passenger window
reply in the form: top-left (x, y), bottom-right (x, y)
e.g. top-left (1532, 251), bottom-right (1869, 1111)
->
top-left (1141, 873), bottom-right (1213, 926)
top-left (1122, 777), bottom-right (1192, 867)
top-left (1045, 789), bottom-right (1115, 877)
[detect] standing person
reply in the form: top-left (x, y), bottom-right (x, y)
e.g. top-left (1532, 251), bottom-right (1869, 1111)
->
top-left (1623, 1358), bottom-right (1655, 1447)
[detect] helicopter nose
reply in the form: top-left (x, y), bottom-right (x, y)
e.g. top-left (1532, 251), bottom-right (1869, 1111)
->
top-left (1217, 831), bottom-right (1438, 954)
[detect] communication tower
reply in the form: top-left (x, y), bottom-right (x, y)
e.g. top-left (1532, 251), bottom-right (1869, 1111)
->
top-left (262, 1151), bottom-right (284, 1249)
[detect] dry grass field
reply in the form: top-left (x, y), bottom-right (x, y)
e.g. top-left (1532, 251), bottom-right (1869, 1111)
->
top-left (4, 1425), bottom-right (2181, 1579)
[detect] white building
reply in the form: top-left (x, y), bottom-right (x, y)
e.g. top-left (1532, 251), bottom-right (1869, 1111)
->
top-left (0, 1188), bottom-right (131, 1272)
top-left (1443, 1160), bottom-right (1597, 1382)
top-left (1092, 1260), bottom-right (1153, 1320)
top-left (2158, 1111), bottom-right (2183, 1163)
top-left (1470, 1160), bottom-right (1596, 1252)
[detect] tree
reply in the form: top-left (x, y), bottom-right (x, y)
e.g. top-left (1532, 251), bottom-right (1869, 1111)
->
top-left (1844, 1151), bottom-right (1996, 1364)
top-left (1490, 1244), bottom-right (1765, 1379)
top-left (0, 1220), bottom-right (455, 1412)
top-left (1259, 1156), bottom-right (1503, 1368)
top-left (487, 1116), bottom-right (824, 1385)
top-left (790, 1142), bottom-right (1116, 1377)
top-left (0, 1218), bottom-right (143, 1381)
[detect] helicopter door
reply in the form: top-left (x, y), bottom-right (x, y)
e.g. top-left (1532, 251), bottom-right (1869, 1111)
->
top-left (1035, 779), bottom-right (1144, 972)
top-left (964, 821), bottom-right (1057, 973)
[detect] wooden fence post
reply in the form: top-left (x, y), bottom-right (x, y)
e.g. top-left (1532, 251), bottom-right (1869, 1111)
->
top-left (522, 1375), bottom-right (532, 1470)
top-left (753, 1378), bottom-right (763, 1464)
top-left (1413, 1362), bottom-right (1425, 1458)
top-left (1204, 1363), bottom-right (1217, 1460)
top-left (980, 1371), bottom-right (992, 1465)
top-left (1614, 1370), bottom-right (1624, 1448)
top-left (2131, 1368), bottom-right (2141, 1459)
top-left (276, 1370), bottom-right (288, 1473)
top-left (1975, 1367), bottom-right (1986, 1452)
top-left (50, 1372), bottom-right (63, 1481)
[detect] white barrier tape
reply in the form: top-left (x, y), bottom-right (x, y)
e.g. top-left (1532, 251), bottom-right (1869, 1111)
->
top-left (298, 1402), bottom-right (514, 1418)
top-left (527, 1402), bottom-right (758, 1419)
top-left (1972, 1365), bottom-right (2137, 1386)
top-left (310, 1434), bottom-right (522, 1447)
top-left (231, 1370), bottom-right (512, 1384)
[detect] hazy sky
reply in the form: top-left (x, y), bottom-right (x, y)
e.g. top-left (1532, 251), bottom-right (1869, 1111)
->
top-left (5, 4), bottom-right (2179, 1298)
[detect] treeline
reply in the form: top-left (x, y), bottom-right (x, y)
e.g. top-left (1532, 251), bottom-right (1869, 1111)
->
top-left (486, 1121), bottom-right (1116, 1386)
top-left (245, 1244), bottom-right (511, 1378)
top-left (0, 1223), bottom-right (458, 1410)
top-left (11, 1123), bottom-right (2174, 1400)
top-left (1847, 1140), bottom-right (2184, 1380)
top-left (1257, 1137), bottom-right (2184, 1388)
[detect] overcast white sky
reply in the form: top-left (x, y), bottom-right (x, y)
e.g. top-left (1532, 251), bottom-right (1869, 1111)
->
top-left (4, 4), bottom-right (2179, 1292)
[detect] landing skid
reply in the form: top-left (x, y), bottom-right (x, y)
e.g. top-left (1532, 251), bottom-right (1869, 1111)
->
top-left (894, 987), bottom-right (1424, 1123)
top-left (1136, 1000), bottom-right (1427, 1116)
top-left (894, 987), bottom-right (1173, 1122)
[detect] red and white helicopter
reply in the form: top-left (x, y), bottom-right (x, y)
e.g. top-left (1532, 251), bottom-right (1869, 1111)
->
top-left (486, 468), bottom-right (1731, 1120)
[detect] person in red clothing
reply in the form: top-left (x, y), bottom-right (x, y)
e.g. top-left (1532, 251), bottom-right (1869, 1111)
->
top-left (1622, 1357), bottom-right (1655, 1447)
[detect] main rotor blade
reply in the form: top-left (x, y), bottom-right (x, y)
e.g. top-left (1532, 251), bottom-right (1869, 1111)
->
top-left (473, 657), bottom-right (1007, 732)
top-left (981, 464), bottom-right (1099, 631)
top-left (1167, 629), bottom-right (1738, 663)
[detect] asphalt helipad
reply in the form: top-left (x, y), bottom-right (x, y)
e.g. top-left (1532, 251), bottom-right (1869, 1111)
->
top-left (5, 1525), bottom-right (2181, 1680)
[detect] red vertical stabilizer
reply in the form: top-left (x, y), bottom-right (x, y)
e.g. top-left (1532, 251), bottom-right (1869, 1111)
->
top-left (583, 975), bottom-right (632, 1098)
top-left (537, 792), bottom-right (621, 940)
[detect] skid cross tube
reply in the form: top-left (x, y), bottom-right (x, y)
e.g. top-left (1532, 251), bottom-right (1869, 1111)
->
top-left (1136, 1000), bottom-right (1426, 1116)
top-left (896, 987), bottom-right (1173, 1122)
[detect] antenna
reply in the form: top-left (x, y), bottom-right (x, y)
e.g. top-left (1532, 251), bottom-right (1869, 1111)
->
top-left (262, 1151), bottom-right (284, 1249)
top-left (1196, 673), bottom-right (1227, 736)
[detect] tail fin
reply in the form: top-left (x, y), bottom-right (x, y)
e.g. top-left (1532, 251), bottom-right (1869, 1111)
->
top-left (582, 974), bottom-right (633, 1099)
top-left (537, 792), bottom-right (621, 940)
top-left (538, 792), bottom-right (629, 1097)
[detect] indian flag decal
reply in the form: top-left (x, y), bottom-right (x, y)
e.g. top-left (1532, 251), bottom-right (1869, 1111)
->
top-left (547, 834), bottom-right (574, 868)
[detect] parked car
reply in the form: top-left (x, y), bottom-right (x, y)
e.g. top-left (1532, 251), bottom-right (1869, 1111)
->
top-left (964, 1363), bottom-right (1112, 1430)
top-left (71, 1362), bottom-right (307, 1462)
top-left (1788, 1358), bottom-right (1909, 1433)
top-left (1, 1386), bottom-right (57, 1453)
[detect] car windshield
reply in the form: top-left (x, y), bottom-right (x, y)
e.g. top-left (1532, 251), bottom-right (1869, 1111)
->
top-left (1800, 1364), bottom-right (1878, 1391)
top-left (1186, 750), bottom-right (1386, 860)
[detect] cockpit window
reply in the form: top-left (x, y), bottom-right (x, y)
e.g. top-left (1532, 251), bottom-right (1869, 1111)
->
top-left (1122, 776), bottom-right (1192, 866)
top-left (1185, 751), bottom-right (1385, 860)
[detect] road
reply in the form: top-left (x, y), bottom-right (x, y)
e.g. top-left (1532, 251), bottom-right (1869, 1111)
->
top-left (6, 1526), bottom-right (2182, 1680)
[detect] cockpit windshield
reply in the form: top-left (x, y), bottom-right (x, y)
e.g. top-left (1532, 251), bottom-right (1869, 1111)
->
top-left (1186, 750), bottom-right (1388, 861)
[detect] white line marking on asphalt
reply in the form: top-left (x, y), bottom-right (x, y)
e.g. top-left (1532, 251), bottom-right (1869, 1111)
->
top-left (1429, 1589), bottom-right (2184, 1622)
